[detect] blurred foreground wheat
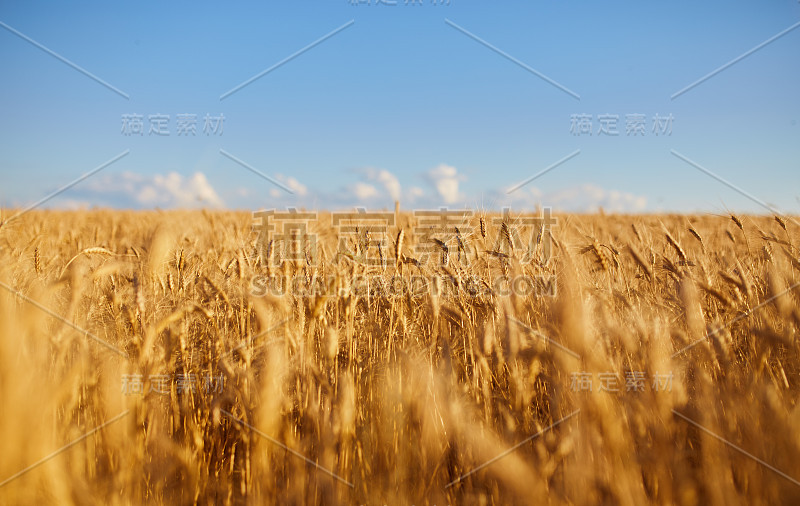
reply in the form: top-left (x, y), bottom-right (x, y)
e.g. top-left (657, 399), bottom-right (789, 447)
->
top-left (0, 209), bottom-right (799, 505)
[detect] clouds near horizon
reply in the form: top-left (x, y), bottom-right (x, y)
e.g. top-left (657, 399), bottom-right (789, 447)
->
top-left (34, 163), bottom-right (647, 213)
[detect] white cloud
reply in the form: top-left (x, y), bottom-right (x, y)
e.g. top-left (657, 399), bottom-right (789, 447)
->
top-left (256, 164), bottom-right (465, 209)
top-left (495, 183), bottom-right (647, 213)
top-left (407, 186), bottom-right (425, 203)
top-left (352, 167), bottom-right (403, 203)
top-left (253, 164), bottom-right (648, 213)
top-left (46, 164), bottom-right (646, 214)
top-left (63, 170), bottom-right (225, 209)
top-left (548, 183), bottom-right (647, 212)
top-left (140, 172), bottom-right (224, 208)
top-left (426, 164), bottom-right (464, 204)
top-left (371, 169), bottom-right (402, 201)
top-left (56, 199), bottom-right (92, 210)
top-left (275, 175), bottom-right (307, 196)
top-left (352, 182), bottom-right (378, 200)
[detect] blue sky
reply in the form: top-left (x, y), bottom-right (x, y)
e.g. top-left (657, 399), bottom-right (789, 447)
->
top-left (1, 1), bottom-right (798, 213)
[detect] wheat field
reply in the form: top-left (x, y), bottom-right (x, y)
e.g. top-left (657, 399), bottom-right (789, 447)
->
top-left (0, 209), bottom-right (799, 505)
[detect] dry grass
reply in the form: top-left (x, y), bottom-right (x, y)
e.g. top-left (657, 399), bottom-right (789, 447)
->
top-left (1, 209), bottom-right (799, 505)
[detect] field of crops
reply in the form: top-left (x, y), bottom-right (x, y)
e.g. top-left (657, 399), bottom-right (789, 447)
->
top-left (0, 209), bottom-right (799, 505)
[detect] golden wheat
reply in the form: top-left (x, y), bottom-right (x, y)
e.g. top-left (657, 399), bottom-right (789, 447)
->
top-left (0, 210), bottom-right (798, 505)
